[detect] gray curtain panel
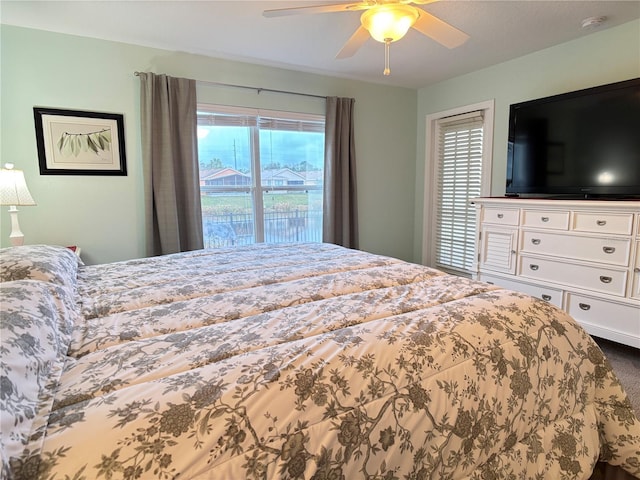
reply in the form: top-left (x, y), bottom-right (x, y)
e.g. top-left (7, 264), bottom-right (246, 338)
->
top-left (139, 72), bottom-right (204, 256)
top-left (323, 96), bottom-right (358, 249)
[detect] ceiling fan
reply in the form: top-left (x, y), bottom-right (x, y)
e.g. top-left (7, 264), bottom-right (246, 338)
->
top-left (263, 0), bottom-right (469, 75)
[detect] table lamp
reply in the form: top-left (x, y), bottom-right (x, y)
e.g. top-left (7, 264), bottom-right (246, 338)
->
top-left (0, 163), bottom-right (36, 246)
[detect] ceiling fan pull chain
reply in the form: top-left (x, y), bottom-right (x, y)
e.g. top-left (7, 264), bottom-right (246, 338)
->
top-left (384, 38), bottom-right (391, 76)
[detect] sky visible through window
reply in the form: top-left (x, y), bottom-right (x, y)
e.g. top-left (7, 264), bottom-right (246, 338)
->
top-left (198, 127), bottom-right (324, 172)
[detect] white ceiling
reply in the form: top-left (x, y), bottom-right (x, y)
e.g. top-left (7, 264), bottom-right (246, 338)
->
top-left (2, 0), bottom-right (639, 89)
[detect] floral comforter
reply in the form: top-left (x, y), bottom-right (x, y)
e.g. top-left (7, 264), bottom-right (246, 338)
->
top-left (1, 243), bottom-right (639, 480)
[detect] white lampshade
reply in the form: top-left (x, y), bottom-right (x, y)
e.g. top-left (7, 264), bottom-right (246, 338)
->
top-left (0, 164), bottom-right (36, 206)
top-left (361, 4), bottom-right (419, 43)
top-left (1, 164), bottom-right (36, 247)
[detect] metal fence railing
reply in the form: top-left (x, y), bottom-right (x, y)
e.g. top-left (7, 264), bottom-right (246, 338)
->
top-left (203, 209), bottom-right (322, 248)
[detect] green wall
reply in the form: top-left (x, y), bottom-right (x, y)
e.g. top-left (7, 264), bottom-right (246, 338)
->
top-left (413, 19), bottom-right (640, 261)
top-left (2, 20), bottom-right (639, 266)
top-left (0, 25), bottom-right (417, 264)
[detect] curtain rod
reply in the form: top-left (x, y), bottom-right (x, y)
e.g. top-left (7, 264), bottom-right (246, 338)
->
top-left (134, 72), bottom-right (326, 100)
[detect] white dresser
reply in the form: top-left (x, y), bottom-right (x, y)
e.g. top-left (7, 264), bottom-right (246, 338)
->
top-left (473, 198), bottom-right (640, 348)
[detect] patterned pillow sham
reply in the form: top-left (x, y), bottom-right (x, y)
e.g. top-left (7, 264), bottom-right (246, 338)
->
top-left (0, 245), bottom-right (80, 293)
top-left (0, 280), bottom-right (76, 474)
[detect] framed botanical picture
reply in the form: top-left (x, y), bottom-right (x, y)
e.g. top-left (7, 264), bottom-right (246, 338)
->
top-left (34, 107), bottom-right (127, 175)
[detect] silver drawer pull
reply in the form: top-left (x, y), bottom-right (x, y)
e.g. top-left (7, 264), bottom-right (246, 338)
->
top-left (541, 294), bottom-right (551, 301)
top-left (602, 246), bottom-right (615, 254)
top-left (579, 303), bottom-right (591, 311)
top-left (599, 276), bottom-right (612, 284)
top-left (596, 220), bottom-right (607, 226)
top-left (497, 213), bottom-right (504, 219)
top-left (531, 238), bottom-right (541, 245)
top-left (541, 216), bottom-right (549, 222)
top-left (635, 268), bottom-right (640, 273)
top-left (529, 264), bottom-right (539, 271)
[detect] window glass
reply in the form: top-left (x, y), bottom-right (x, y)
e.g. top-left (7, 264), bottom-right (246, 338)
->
top-left (197, 106), bottom-right (324, 246)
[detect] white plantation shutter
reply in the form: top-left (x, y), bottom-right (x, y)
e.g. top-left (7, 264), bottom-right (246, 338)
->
top-left (435, 111), bottom-right (484, 274)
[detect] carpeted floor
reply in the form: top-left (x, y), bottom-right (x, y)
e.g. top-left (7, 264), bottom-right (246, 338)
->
top-left (593, 336), bottom-right (640, 416)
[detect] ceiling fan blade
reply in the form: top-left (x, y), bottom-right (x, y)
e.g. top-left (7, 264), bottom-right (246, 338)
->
top-left (336, 25), bottom-right (370, 59)
top-left (412, 9), bottom-right (470, 49)
top-left (263, 2), bottom-right (368, 18)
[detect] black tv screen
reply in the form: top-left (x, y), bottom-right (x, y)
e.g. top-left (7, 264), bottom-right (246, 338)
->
top-left (506, 78), bottom-right (640, 199)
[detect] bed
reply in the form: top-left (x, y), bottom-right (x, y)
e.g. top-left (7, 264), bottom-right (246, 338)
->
top-left (1, 242), bottom-right (639, 480)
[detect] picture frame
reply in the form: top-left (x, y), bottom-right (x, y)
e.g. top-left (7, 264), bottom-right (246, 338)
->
top-left (34, 107), bottom-right (127, 175)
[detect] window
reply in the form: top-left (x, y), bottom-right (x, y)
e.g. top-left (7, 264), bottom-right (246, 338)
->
top-left (197, 105), bottom-right (325, 247)
top-left (423, 101), bottom-right (494, 276)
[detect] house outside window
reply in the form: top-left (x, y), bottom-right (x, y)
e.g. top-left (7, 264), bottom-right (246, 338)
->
top-left (197, 105), bottom-right (325, 247)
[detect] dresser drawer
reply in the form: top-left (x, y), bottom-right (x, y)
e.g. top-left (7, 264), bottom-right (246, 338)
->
top-left (519, 255), bottom-right (627, 296)
top-left (520, 230), bottom-right (631, 266)
top-left (479, 273), bottom-right (563, 307)
top-left (482, 208), bottom-right (519, 226)
top-left (521, 209), bottom-right (569, 230)
top-left (572, 212), bottom-right (634, 235)
top-left (567, 293), bottom-right (640, 344)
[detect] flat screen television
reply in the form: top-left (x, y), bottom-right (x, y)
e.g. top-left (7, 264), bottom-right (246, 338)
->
top-left (506, 78), bottom-right (640, 199)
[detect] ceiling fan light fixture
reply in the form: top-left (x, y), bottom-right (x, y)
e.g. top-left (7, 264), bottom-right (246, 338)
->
top-left (360, 4), bottom-right (420, 43)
